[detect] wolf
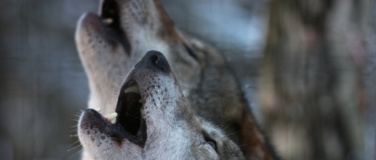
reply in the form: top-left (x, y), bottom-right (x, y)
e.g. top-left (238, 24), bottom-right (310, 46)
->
top-left (78, 50), bottom-right (246, 159)
top-left (75, 0), bottom-right (277, 159)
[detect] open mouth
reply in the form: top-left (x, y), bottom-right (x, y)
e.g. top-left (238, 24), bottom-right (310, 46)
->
top-left (79, 78), bottom-right (147, 146)
top-left (99, 0), bottom-right (131, 53)
top-left (110, 79), bottom-right (147, 146)
top-left (78, 50), bottom-right (173, 148)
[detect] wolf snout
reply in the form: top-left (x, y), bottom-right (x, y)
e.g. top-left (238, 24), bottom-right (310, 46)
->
top-left (135, 50), bottom-right (171, 72)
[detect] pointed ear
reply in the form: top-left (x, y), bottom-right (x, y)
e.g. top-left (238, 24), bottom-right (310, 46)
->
top-left (240, 107), bottom-right (276, 160)
top-left (152, 0), bottom-right (181, 40)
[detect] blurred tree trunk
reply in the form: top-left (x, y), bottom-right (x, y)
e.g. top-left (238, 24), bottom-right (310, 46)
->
top-left (258, 0), bottom-right (367, 159)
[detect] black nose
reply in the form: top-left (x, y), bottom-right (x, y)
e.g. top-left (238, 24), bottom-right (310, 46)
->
top-left (135, 50), bottom-right (170, 72)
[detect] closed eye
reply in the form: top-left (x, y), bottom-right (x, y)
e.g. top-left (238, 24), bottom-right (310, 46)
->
top-left (203, 131), bottom-right (217, 152)
top-left (183, 43), bottom-right (199, 61)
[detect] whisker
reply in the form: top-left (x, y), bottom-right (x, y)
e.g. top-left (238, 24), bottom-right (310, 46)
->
top-left (68, 148), bottom-right (83, 159)
top-left (69, 139), bottom-right (81, 147)
top-left (70, 134), bottom-right (78, 138)
top-left (67, 143), bottom-right (82, 152)
top-left (221, 123), bottom-right (233, 131)
top-left (225, 131), bottom-right (240, 137)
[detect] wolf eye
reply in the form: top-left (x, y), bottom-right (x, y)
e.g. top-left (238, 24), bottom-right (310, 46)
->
top-left (203, 131), bottom-right (217, 152)
top-left (206, 141), bottom-right (217, 151)
top-left (183, 43), bottom-right (199, 61)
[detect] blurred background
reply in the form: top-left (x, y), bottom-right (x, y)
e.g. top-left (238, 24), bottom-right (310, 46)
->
top-left (0, 0), bottom-right (375, 159)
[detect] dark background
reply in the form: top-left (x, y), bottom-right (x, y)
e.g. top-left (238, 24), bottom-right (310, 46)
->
top-left (0, 0), bottom-right (375, 159)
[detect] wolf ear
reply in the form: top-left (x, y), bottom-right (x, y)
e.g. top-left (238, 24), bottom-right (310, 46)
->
top-left (152, 0), bottom-right (181, 40)
top-left (239, 107), bottom-right (276, 160)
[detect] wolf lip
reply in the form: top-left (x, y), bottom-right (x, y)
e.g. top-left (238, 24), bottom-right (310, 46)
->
top-left (79, 109), bottom-right (112, 132)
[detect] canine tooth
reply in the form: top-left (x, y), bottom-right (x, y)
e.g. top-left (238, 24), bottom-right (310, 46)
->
top-left (106, 113), bottom-right (118, 121)
top-left (103, 18), bottom-right (113, 24)
top-left (124, 85), bottom-right (140, 94)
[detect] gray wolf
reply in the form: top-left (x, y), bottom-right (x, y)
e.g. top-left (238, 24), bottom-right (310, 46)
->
top-left (75, 0), bottom-right (277, 159)
top-left (78, 51), bottom-right (246, 159)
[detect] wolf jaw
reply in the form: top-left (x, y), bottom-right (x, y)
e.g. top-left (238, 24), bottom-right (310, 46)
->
top-left (77, 80), bottom-right (146, 160)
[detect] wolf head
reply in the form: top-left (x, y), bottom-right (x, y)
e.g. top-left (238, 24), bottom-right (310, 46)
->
top-left (78, 51), bottom-right (245, 159)
top-left (75, 0), bottom-right (277, 159)
top-left (75, 0), bottom-right (204, 114)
